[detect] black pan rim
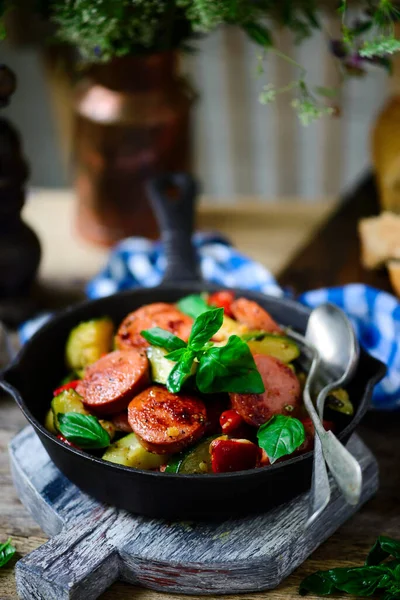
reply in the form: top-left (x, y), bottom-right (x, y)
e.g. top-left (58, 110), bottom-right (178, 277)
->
top-left (0, 285), bottom-right (386, 482)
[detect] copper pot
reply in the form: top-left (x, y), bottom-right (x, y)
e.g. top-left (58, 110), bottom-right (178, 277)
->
top-left (74, 52), bottom-right (195, 246)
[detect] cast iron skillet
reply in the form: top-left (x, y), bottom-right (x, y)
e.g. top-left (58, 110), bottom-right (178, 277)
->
top-left (0, 174), bottom-right (386, 520)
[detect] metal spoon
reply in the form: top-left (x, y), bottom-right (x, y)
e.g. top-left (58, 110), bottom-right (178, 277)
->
top-left (305, 303), bottom-right (361, 526)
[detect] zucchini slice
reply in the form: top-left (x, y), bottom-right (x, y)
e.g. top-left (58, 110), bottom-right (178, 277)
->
top-left (66, 318), bottom-right (114, 372)
top-left (102, 433), bottom-right (167, 469)
top-left (51, 389), bottom-right (89, 431)
top-left (165, 436), bottom-right (219, 474)
top-left (246, 334), bottom-right (300, 363)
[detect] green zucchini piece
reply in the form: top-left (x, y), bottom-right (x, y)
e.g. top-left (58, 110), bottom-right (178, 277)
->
top-left (147, 345), bottom-right (197, 385)
top-left (102, 433), bottom-right (167, 469)
top-left (326, 388), bottom-right (354, 416)
top-left (44, 409), bottom-right (57, 434)
top-left (51, 389), bottom-right (89, 431)
top-left (241, 330), bottom-right (266, 341)
top-left (66, 318), bottom-right (114, 372)
top-left (213, 315), bottom-right (248, 342)
top-left (246, 334), bottom-right (300, 363)
top-left (147, 346), bottom-right (175, 385)
top-left (165, 436), bottom-right (219, 474)
top-left (99, 419), bottom-right (116, 441)
top-left (164, 453), bottom-right (184, 473)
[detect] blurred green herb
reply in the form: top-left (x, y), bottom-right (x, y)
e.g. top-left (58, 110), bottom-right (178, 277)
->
top-left (1, 1), bottom-right (400, 123)
top-left (299, 535), bottom-right (400, 599)
top-left (0, 538), bottom-right (16, 568)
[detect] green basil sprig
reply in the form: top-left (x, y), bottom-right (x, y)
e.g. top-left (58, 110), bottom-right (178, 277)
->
top-left (141, 307), bottom-right (265, 395)
top-left (176, 294), bottom-right (209, 319)
top-left (300, 536), bottom-right (400, 599)
top-left (0, 538), bottom-right (16, 568)
top-left (197, 335), bottom-right (266, 394)
top-left (58, 413), bottom-right (111, 449)
top-left (257, 415), bottom-right (305, 463)
top-left (141, 327), bottom-right (186, 352)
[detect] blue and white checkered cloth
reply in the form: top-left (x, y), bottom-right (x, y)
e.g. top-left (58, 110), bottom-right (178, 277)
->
top-left (20, 232), bottom-right (399, 409)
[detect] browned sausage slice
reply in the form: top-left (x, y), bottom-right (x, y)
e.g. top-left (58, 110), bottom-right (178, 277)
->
top-left (76, 350), bottom-right (149, 415)
top-left (128, 386), bottom-right (207, 454)
top-left (231, 298), bottom-right (283, 334)
top-left (230, 354), bottom-right (301, 427)
top-left (116, 302), bottom-right (193, 350)
top-left (112, 411), bottom-right (133, 433)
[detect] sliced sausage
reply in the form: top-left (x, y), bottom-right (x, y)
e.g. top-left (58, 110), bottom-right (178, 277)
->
top-left (231, 298), bottom-right (283, 334)
top-left (116, 303), bottom-right (193, 350)
top-left (128, 386), bottom-right (207, 454)
top-left (112, 411), bottom-right (133, 433)
top-left (230, 354), bottom-right (301, 427)
top-left (76, 350), bottom-right (149, 415)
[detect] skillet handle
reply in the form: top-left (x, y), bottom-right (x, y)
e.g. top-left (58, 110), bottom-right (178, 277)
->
top-left (147, 173), bottom-right (202, 284)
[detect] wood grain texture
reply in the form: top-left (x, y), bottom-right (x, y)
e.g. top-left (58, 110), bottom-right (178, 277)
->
top-left (10, 427), bottom-right (378, 599)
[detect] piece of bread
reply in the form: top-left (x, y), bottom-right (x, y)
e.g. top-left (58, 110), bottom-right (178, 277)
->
top-left (387, 260), bottom-right (400, 297)
top-left (358, 211), bottom-right (400, 269)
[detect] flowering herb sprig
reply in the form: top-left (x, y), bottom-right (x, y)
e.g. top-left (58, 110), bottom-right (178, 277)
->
top-left (1, 1), bottom-right (400, 123)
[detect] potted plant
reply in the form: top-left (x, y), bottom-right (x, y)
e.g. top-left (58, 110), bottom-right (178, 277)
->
top-left (1, 1), bottom-right (400, 244)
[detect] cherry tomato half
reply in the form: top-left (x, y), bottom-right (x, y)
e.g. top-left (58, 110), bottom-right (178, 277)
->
top-left (220, 409), bottom-right (244, 434)
top-left (208, 291), bottom-right (235, 317)
top-left (53, 380), bottom-right (80, 397)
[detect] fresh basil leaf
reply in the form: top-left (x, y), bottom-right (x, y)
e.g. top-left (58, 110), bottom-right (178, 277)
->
top-left (299, 564), bottom-right (396, 596)
top-left (58, 413), bottom-right (111, 449)
top-left (166, 350), bottom-right (197, 394)
top-left (165, 348), bottom-right (187, 362)
top-left (196, 335), bottom-right (265, 394)
top-left (366, 536), bottom-right (400, 566)
top-left (188, 307), bottom-right (224, 351)
top-left (177, 294), bottom-right (209, 319)
top-left (0, 538), bottom-right (16, 568)
top-left (141, 327), bottom-right (187, 352)
top-left (257, 415), bottom-right (305, 463)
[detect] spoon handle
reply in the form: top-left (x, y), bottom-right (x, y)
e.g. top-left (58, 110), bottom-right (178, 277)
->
top-left (320, 430), bottom-right (363, 506)
top-left (307, 433), bottom-right (331, 527)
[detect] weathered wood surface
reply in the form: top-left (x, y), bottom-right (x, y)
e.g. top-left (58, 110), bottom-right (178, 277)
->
top-left (9, 427), bottom-right (378, 600)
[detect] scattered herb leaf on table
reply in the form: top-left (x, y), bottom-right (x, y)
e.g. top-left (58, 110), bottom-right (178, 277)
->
top-left (299, 535), bottom-right (400, 599)
top-left (0, 538), bottom-right (16, 568)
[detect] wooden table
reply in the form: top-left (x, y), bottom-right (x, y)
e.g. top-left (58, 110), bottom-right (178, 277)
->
top-left (1, 179), bottom-right (398, 600)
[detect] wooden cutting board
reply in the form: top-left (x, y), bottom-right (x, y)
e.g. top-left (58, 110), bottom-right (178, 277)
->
top-left (10, 427), bottom-right (378, 600)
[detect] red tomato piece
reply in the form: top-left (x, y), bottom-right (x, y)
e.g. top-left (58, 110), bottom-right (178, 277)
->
top-left (210, 438), bottom-right (262, 473)
top-left (219, 409), bottom-right (244, 434)
top-left (53, 380), bottom-right (80, 396)
top-left (208, 291), bottom-right (235, 317)
top-left (57, 434), bottom-right (80, 449)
